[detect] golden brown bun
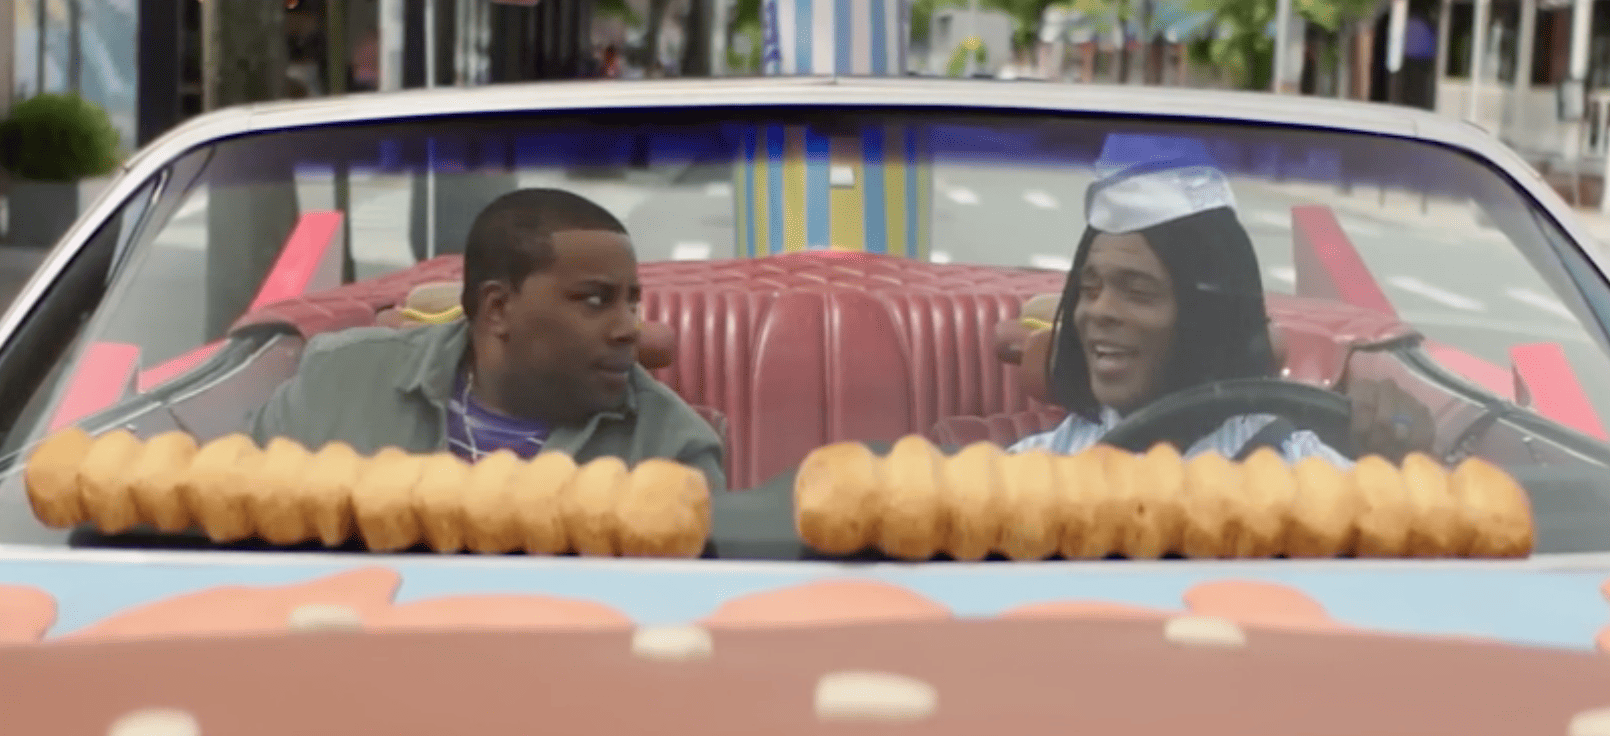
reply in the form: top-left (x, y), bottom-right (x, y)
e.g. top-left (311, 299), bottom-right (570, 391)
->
top-left (1400, 452), bottom-right (1460, 557)
top-left (1049, 451), bottom-right (1092, 561)
top-left (1180, 451), bottom-right (1240, 558)
top-left (1286, 455), bottom-right (1358, 558)
top-left (351, 447), bottom-right (426, 552)
top-left (76, 429), bottom-right (145, 534)
top-left (1233, 447), bottom-right (1294, 557)
top-left (1351, 455), bottom-right (1412, 557)
top-left (1450, 456), bottom-right (1534, 558)
top-left (996, 449), bottom-right (1061, 561)
top-left (565, 456), bottom-right (630, 557)
top-left (24, 426), bottom-right (94, 528)
top-left (178, 433), bottom-right (261, 543)
top-left (126, 431), bottom-right (199, 533)
top-left (245, 437), bottom-right (316, 545)
top-left (1067, 445), bottom-right (1124, 559)
top-left (509, 450), bottom-right (576, 555)
top-left (1121, 443), bottom-right (1187, 559)
top-left (876, 435), bottom-right (947, 561)
top-left (413, 452), bottom-right (473, 553)
top-left (942, 442), bottom-right (1006, 562)
top-left (794, 441), bottom-right (881, 556)
top-left (617, 458), bottom-right (712, 558)
top-left (297, 441), bottom-right (364, 547)
top-left (462, 449), bottom-right (525, 554)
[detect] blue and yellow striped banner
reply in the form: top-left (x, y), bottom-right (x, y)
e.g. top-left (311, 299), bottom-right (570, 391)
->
top-left (734, 124), bottom-right (932, 258)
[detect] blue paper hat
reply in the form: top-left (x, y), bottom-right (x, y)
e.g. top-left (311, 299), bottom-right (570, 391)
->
top-left (1085, 133), bottom-right (1237, 233)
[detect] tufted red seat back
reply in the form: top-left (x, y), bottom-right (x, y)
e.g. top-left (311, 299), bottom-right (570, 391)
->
top-left (638, 252), bottom-right (1066, 487)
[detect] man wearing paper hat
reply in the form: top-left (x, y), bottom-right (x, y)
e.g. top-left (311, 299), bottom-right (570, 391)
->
top-left (1011, 133), bottom-right (1432, 464)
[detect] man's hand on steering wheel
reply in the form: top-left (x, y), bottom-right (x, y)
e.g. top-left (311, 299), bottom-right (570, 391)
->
top-left (1345, 378), bottom-right (1435, 462)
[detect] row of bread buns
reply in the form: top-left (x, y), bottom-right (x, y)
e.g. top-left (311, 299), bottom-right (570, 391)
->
top-left (24, 427), bottom-right (712, 558)
top-left (794, 435), bottom-right (1534, 560)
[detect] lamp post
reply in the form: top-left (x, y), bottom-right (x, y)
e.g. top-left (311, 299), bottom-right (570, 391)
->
top-left (1272, 0), bottom-right (1292, 92)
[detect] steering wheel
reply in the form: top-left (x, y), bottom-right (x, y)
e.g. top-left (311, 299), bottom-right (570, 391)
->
top-left (1098, 378), bottom-right (1357, 459)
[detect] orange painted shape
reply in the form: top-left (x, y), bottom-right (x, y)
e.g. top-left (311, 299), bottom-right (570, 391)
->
top-left (1292, 204), bottom-right (1397, 317)
top-left (0, 585), bottom-right (56, 644)
top-left (369, 595), bottom-right (632, 632)
top-left (1182, 579), bottom-right (1349, 632)
top-left (63, 567), bottom-right (401, 643)
top-left (999, 600), bottom-right (1172, 621)
top-left (1510, 342), bottom-right (1608, 440)
top-left (702, 579), bottom-right (950, 628)
top-left (1597, 576), bottom-right (1610, 654)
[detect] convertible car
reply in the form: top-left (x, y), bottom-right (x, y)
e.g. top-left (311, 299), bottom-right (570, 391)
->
top-left (5, 77), bottom-right (1610, 732)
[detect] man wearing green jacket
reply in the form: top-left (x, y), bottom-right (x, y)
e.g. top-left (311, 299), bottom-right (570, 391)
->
top-left (248, 188), bottom-right (726, 491)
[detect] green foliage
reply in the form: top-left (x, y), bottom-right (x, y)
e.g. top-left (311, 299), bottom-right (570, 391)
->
top-left (1186, 0), bottom-right (1381, 90)
top-left (727, 22), bottom-right (764, 73)
top-left (946, 39), bottom-right (990, 75)
top-left (595, 0), bottom-right (642, 25)
top-left (0, 93), bottom-right (121, 182)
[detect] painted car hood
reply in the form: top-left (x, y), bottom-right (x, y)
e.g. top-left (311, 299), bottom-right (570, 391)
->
top-left (0, 550), bottom-right (1607, 651)
top-left (7, 552), bottom-right (1610, 734)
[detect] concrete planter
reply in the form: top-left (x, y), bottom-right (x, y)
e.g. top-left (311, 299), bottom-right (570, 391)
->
top-left (7, 179), bottom-right (79, 248)
top-left (1, 175), bottom-right (113, 248)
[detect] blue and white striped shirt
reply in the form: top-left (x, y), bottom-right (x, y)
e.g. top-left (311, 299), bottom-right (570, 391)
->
top-left (1007, 407), bottom-right (1353, 467)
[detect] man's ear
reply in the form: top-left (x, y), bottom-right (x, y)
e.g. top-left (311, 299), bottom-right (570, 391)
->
top-left (474, 280), bottom-right (515, 338)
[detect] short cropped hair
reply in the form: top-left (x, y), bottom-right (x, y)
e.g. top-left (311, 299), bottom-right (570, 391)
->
top-left (459, 188), bottom-right (628, 320)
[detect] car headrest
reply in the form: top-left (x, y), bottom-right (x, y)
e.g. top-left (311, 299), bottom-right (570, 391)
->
top-left (377, 280), bottom-right (677, 370)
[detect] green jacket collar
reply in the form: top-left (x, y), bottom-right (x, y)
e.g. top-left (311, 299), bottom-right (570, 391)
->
top-left (390, 320), bottom-right (640, 421)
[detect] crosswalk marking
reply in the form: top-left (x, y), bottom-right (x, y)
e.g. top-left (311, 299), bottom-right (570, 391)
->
top-left (946, 187), bottom-right (979, 205)
top-left (1022, 189), bottom-right (1058, 209)
top-left (1506, 287), bottom-right (1575, 320)
top-left (1387, 275), bottom-right (1486, 311)
top-left (672, 242), bottom-right (712, 260)
top-left (1247, 210), bottom-right (1290, 229)
top-left (1029, 253), bottom-right (1072, 271)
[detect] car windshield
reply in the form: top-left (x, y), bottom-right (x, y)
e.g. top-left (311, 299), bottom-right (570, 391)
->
top-left (0, 104), bottom-right (1606, 558)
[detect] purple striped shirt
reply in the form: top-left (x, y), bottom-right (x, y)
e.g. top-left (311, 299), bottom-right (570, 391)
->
top-left (445, 370), bottom-right (551, 461)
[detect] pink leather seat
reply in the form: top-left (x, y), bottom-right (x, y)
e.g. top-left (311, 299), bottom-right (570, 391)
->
top-left (639, 252), bottom-right (1065, 487)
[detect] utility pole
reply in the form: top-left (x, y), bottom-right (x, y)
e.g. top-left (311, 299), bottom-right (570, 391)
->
top-left (66, 0), bottom-right (79, 92)
top-left (1272, 0), bottom-right (1292, 92)
top-left (1464, 0), bottom-right (1489, 121)
top-left (681, 0), bottom-right (712, 77)
top-left (1139, 0), bottom-right (1154, 83)
top-left (327, 0), bottom-right (349, 95)
top-left (33, 0), bottom-right (43, 95)
top-left (201, 0), bottom-right (297, 340)
top-left (201, 0), bottom-right (289, 110)
top-left (1386, 0), bottom-right (1406, 104)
